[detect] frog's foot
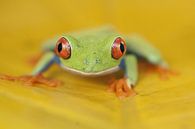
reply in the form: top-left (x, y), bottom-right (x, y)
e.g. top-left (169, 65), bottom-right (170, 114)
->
top-left (107, 78), bottom-right (136, 98)
top-left (138, 60), bottom-right (178, 79)
top-left (0, 74), bottom-right (61, 87)
top-left (148, 65), bottom-right (179, 80)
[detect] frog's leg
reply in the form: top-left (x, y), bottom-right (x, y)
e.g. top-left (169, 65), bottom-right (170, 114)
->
top-left (125, 34), bottom-right (168, 67)
top-left (108, 55), bottom-right (137, 98)
top-left (27, 51), bottom-right (62, 86)
top-left (125, 34), bottom-right (175, 78)
top-left (0, 52), bottom-right (61, 87)
top-left (27, 39), bottom-right (63, 86)
top-left (31, 52), bottom-right (60, 75)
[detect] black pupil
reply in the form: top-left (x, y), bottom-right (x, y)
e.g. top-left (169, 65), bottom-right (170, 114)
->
top-left (120, 43), bottom-right (125, 53)
top-left (58, 43), bottom-right (62, 52)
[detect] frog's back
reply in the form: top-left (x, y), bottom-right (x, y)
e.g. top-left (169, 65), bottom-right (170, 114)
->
top-left (68, 26), bottom-right (119, 45)
top-left (42, 26), bottom-right (120, 53)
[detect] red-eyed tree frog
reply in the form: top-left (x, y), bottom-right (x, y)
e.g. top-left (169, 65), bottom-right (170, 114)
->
top-left (1, 26), bottom-right (169, 98)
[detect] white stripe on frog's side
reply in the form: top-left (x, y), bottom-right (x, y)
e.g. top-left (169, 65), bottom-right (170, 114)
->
top-left (60, 64), bottom-right (120, 76)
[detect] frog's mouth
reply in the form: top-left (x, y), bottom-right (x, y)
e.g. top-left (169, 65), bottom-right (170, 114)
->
top-left (60, 64), bottom-right (120, 76)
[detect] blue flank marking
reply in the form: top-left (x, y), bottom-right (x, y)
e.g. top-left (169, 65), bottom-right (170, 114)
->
top-left (119, 58), bottom-right (128, 77)
top-left (119, 58), bottom-right (126, 70)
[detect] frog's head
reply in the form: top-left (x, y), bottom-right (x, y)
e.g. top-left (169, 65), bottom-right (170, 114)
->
top-left (54, 34), bottom-right (127, 75)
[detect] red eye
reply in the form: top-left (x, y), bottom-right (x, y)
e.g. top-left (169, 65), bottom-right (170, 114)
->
top-left (111, 37), bottom-right (126, 60)
top-left (55, 37), bottom-right (71, 59)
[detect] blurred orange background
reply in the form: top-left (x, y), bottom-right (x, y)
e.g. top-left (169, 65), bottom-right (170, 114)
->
top-left (0, 0), bottom-right (195, 129)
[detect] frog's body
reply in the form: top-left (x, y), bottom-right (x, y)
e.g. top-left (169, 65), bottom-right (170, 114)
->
top-left (7, 26), bottom-right (168, 98)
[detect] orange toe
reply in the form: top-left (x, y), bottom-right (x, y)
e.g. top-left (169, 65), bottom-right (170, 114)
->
top-left (20, 74), bottom-right (61, 87)
top-left (156, 66), bottom-right (179, 80)
top-left (108, 78), bottom-right (136, 98)
top-left (0, 74), bottom-right (61, 87)
top-left (142, 63), bottom-right (179, 80)
top-left (0, 74), bottom-right (17, 81)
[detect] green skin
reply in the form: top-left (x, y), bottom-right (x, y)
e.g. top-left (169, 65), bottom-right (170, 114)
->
top-left (32, 26), bottom-right (167, 87)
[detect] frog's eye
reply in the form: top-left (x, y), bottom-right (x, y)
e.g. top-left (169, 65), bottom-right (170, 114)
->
top-left (111, 37), bottom-right (126, 60)
top-left (55, 37), bottom-right (71, 59)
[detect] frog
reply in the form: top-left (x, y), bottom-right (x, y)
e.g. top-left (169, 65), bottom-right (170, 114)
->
top-left (0, 26), bottom-right (169, 98)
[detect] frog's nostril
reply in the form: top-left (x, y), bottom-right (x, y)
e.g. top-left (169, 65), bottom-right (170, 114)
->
top-left (83, 57), bottom-right (101, 71)
top-left (95, 58), bottom-right (101, 64)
